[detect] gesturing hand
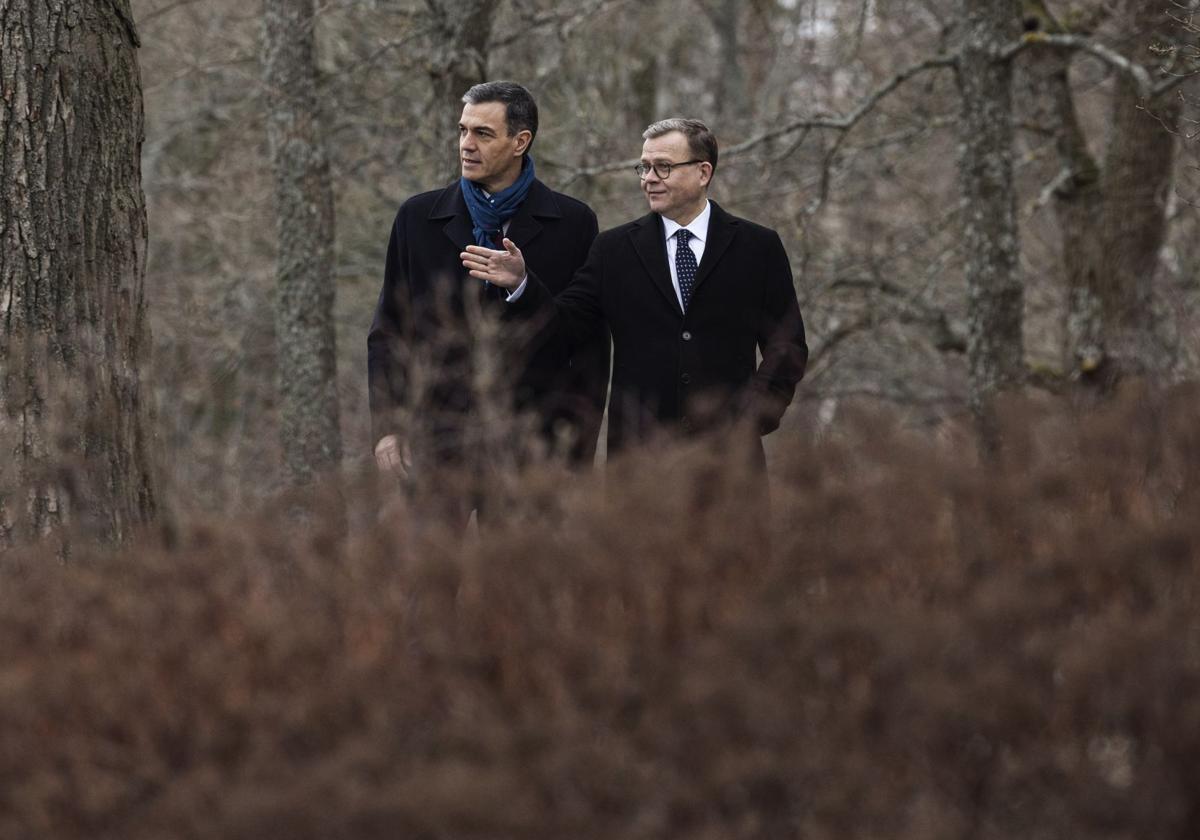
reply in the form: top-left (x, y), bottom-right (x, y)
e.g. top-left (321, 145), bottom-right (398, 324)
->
top-left (460, 238), bottom-right (526, 289)
top-left (374, 434), bottom-right (413, 480)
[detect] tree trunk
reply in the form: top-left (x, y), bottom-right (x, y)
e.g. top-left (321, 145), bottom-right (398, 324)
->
top-left (957, 0), bottom-right (1025, 421)
top-left (1097, 4), bottom-right (1180, 381)
top-left (702, 0), bottom-right (750, 125)
top-left (262, 0), bottom-right (343, 486)
top-left (0, 0), bottom-right (157, 546)
top-left (1028, 0), bottom-right (1180, 388)
top-left (1021, 42), bottom-right (1107, 381)
top-left (425, 0), bottom-right (496, 182)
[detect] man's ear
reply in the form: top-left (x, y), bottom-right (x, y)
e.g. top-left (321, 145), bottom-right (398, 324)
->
top-left (699, 161), bottom-right (713, 186)
top-left (513, 130), bottom-right (533, 156)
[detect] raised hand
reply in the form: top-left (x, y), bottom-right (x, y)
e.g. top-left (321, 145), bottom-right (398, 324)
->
top-left (374, 434), bottom-right (412, 480)
top-left (460, 238), bottom-right (526, 289)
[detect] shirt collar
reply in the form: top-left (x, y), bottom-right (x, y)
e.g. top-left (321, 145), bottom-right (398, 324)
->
top-left (662, 200), bottom-right (712, 243)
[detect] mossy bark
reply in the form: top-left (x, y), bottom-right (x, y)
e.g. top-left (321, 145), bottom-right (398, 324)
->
top-left (262, 0), bottom-right (343, 486)
top-left (957, 0), bottom-right (1026, 422)
top-left (425, 0), bottom-right (496, 182)
top-left (1025, 1), bottom-right (1180, 388)
top-left (0, 0), bottom-right (157, 546)
top-left (1097, 35), bottom-right (1178, 382)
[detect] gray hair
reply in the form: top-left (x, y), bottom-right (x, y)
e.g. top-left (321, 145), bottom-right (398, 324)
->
top-left (643, 118), bottom-right (718, 174)
top-left (462, 81), bottom-right (539, 153)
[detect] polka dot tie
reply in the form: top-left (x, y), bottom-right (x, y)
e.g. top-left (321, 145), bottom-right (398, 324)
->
top-left (675, 229), bottom-right (697, 312)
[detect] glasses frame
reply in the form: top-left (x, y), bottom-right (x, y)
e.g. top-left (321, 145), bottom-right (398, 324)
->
top-left (634, 159), bottom-right (705, 180)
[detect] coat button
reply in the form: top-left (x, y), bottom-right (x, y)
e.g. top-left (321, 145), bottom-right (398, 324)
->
top-left (681, 373), bottom-right (691, 384)
top-left (682, 331), bottom-right (692, 341)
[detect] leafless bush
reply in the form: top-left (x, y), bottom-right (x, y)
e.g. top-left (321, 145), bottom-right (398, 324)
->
top-left (2, 386), bottom-right (1199, 838)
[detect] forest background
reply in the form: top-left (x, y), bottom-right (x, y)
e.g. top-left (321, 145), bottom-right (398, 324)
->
top-left (3, 0), bottom-right (1200, 837)
top-left (137, 0), bottom-right (1200, 509)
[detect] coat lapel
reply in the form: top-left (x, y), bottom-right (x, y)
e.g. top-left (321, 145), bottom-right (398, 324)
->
top-left (629, 213), bottom-right (680, 315)
top-left (431, 178), bottom-right (563, 252)
top-left (504, 179), bottom-right (560, 249)
top-left (430, 182), bottom-right (475, 252)
top-left (693, 201), bottom-right (737, 294)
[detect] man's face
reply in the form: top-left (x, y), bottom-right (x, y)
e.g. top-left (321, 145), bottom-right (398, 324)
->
top-left (459, 101), bottom-right (528, 191)
top-left (639, 131), bottom-right (711, 222)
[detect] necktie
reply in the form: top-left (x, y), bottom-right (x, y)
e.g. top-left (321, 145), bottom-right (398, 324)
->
top-left (675, 229), bottom-right (698, 312)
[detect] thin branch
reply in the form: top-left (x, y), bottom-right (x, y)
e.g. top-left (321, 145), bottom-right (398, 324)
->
top-left (722, 53), bottom-right (958, 158)
top-left (138, 0), bottom-right (206, 27)
top-left (827, 277), bottom-right (968, 353)
top-left (555, 52), bottom-right (957, 186)
top-left (1027, 167), bottom-right (1075, 216)
top-left (1006, 32), bottom-right (1160, 97)
top-left (490, 0), bottom-right (630, 49)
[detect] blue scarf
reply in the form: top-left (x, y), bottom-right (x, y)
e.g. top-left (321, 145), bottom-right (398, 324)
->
top-left (461, 155), bottom-right (536, 247)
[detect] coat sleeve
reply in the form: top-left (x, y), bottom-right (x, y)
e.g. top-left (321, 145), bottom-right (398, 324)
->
top-left (367, 208), bottom-right (409, 448)
top-left (743, 231), bottom-right (808, 435)
top-left (508, 233), bottom-right (607, 358)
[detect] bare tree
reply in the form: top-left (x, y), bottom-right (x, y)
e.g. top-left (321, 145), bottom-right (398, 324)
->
top-left (699, 0), bottom-right (750, 125)
top-left (263, 0), bottom-right (343, 484)
top-left (423, 0), bottom-right (497, 180)
top-left (1095, 0), bottom-right (1181, 381)
top-left (127, 0), bottom-right (1200, 500)
top-left (957, 0), bottom-right (1025, 420)
top-left (0, 0), bottom-right (157, 545)
top-left (1020, 0), bottom-right (1189, 387)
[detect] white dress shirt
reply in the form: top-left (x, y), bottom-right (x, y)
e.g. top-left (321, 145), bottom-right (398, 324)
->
top-left (494, 219), bottom-right (526, 301)
top-left (661, 200), bottom-right (711, 310)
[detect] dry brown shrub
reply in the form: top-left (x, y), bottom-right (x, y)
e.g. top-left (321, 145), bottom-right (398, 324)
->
top-left (1, 387), bottom-right (1199, 839)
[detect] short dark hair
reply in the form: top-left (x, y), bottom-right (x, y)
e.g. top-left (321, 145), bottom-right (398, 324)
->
top-left (642, 118), bottom-right (719, 175)
top-left (462, 81), bottom-right (539, 154)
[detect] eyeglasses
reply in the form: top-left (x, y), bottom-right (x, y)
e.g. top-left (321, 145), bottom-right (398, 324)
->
top-left (634, 159), bottom-right (704, 180)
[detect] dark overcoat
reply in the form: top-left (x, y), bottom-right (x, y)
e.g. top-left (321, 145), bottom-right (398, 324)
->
top-left (368, 179), bottom-right (608, 464)
top-left (513, 201), bottom-right (807, 462)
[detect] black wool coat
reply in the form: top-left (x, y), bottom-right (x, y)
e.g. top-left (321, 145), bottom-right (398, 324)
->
top-left (368, 178), bottom-right (609, 463)
top-left (514, 201), bottom-right (807, 459)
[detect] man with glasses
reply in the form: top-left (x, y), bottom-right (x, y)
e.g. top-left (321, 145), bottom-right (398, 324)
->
top-left (461, 118), bottom-right (807, 466)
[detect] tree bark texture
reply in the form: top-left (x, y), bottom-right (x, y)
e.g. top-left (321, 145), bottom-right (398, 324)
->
top-left (424, 0), bottom-right (495, 182)
top-left (0, 0), bottom-right (156, 545)
top-left (1020, 43), bottom-right (1107, 379)
top-left (1096, 2), bottom-right (1179, 381)
top-left (1024, 1), bottom-right (1180, 387)
top-left (702, 0), bottom-right (750, 125)
top-left (262, 0), bottom-right (343, 485)
top-left (957, 0), bottom-right (1025, 418)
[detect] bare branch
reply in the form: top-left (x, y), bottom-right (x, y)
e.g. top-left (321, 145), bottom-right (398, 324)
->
top-left (554, 52), bottom-right (957, 187)
top-left (722, 53), bottom-right (958, 158)
top-left (828, 277), bottom-right (968, 353)
top-left (490, 0), bottom-right (630, 49)
top-left (1026, 167), bottom-right (1075, 216)
top-left (139, 0), bottom-right (206, 27)
top-left (1006, 32), bottom-right (1162, 97)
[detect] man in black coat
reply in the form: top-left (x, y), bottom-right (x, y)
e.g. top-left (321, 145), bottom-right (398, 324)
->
top-left (462, 118), bottom-right (807, 469)
top-left (368, 82), bottom-right (609, 491)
